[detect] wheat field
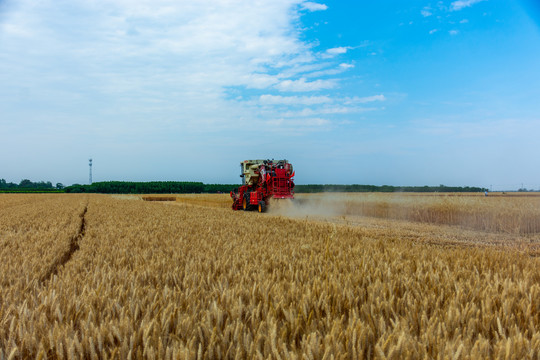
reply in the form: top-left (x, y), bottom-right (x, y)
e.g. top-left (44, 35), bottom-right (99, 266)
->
top-left (1, 193), bottom-right (540, 359)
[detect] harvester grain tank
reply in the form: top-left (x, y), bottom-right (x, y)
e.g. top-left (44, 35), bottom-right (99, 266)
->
top-left (230, 159), bottom-right (295, 212)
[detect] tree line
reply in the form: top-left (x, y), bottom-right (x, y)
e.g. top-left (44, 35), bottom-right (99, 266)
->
top-left (65, 182), bottom-right (487, 193)
top-left (0, 179), bottom-right (64, 192)
top-left (2, 179), bottom-right (488, 194)
top-left (65, 181), bottom-right (207, 194)
top-left (294, 184), bottom-right (488, 193)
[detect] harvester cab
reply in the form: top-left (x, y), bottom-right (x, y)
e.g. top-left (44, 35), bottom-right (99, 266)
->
top-left (231, 159), bottom-right (295, 212)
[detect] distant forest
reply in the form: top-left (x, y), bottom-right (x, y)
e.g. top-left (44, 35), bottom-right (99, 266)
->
top-left (2, 179), bottom-right (488, 194)
top-left (64, 182), bottom-right (488, 194)
top-left (0, 179), bottom-right (64, 193)
top-left (294, 184), bottom-right (488, 193)
top-left (65, 181), bottom-right (207, 194)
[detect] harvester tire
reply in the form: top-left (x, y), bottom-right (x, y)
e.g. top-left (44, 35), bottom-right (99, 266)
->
top-left (258, 201), bottom-right (266, 213)
top-left (242, 196), bottom-right (249, 211)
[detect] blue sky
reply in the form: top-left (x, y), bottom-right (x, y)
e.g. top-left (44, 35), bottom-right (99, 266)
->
top-left (1, 0), bottom-right (539, 189)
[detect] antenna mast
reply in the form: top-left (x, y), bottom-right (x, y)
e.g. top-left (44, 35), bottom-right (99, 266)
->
top-left (89, 158), bottom-right (93, 185)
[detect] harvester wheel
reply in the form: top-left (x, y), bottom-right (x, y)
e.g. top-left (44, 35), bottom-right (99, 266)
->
top-left (258, 201), bottom-right (266, 213)
top-left (242, 196), bottom-right (249, 211)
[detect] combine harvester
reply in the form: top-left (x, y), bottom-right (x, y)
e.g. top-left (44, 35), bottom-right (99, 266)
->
top-left (231, 159), bottom-right (295, 212)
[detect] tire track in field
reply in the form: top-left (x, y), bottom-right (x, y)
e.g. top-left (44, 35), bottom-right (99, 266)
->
top-left (40, 203), bottom-right (88, 284)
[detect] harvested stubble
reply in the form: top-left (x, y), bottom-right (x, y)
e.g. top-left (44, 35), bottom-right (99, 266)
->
top-left (175, 194), bottom-right (232, 209)
top-left (1, 194), bottom-right (539, 359)
top-left (142, 196), bottom-right (177, 202)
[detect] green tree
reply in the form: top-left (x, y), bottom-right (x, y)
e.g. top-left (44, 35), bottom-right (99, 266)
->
top-left (19, 179), bottom-right (33, 188)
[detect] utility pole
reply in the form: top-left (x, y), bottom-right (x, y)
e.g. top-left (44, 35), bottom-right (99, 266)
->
top-left (89, 158), bottom-right (93, 185)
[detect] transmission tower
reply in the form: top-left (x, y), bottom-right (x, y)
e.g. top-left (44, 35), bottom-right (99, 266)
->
top-left (89, 158), bottom-right (93, 184)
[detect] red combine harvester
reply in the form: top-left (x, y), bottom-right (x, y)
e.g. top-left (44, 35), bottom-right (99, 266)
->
top-left (231, 159), bottom-right (295, 212)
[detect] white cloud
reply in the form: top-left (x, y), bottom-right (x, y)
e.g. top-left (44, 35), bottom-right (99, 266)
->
top-left (282, 106), bottom-right (376, 117)
top-left (321, 46), bottom-right (352, 59)
top-left (421, 9), bottom-right (433, 17)
top-left (305, 63), bottom-right (354, 78)
top-left (326, 46), bottom-right (349, 55)
top-left (275, 77), bottom-right (337, 92)
top-left (259, 94), bottom-right (332, 105)
top-left (418, 2), bottom-right (477, 37)
top-left (301, 2), bottom-right (328, 12)
top-left (295, 118), bottom-right (330, 126)
top-left (451, 0), bottom-right (486, 11)
top-left (0, 0), bottom-right (390, 184)
top-left (0, 0), bottom-right (328, 128)
top-left (278, 63), bottom-right (327, 78)
top-left (346, 95), bottom-right (386, 104)
top-left (240, 74), bottom-right (280, 89)
top-left (265, 117), bottom-right (330, 128)
top-left (257, 92), bottom-right (384, 123)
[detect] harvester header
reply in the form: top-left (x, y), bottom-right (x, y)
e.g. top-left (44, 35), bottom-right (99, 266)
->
top-left (231, 159), bottom-right (295, 212)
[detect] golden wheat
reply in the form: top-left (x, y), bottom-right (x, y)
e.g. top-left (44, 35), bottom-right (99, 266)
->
top-left (0, 193), bottom-right (539, 359)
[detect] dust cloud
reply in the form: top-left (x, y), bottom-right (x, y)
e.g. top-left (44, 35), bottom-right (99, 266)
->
top-left (266, 194), bottom-right (350, 219)
top-left (267, 193), bottom-right (540, 235)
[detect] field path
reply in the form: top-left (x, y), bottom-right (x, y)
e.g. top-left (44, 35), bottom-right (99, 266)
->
top-left (39, 202), bottom-right (88, 284)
